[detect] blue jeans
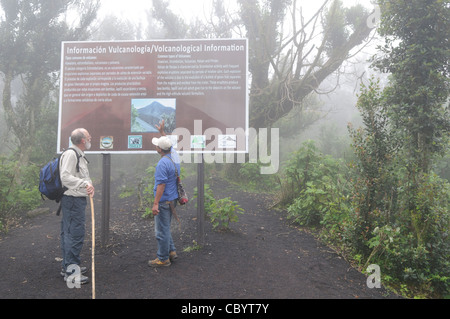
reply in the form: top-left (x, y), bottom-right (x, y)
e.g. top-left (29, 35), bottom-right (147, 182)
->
top-left (60, 196), bottom-right (87, 272)
top-left (155, 201), bottom-right (177, 261)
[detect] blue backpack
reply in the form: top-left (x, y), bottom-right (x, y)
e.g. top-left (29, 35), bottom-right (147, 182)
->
top-left (39, 148), bottom-right (80, 215)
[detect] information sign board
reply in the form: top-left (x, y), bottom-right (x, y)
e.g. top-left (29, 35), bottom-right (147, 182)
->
top-left (58, 39), bottom-right (248, 153)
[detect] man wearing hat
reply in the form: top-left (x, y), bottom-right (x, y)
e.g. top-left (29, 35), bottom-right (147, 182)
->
top-left (149, 134), bottom-right (180, 267)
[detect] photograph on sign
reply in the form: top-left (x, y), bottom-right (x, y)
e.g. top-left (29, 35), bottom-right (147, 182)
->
top-left (58, 39), bottom-right (248, 154)
top-left (131, 98), bottom-right (176, 133)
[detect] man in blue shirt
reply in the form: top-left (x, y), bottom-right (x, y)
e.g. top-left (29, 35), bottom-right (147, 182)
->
top-left (149, 135), bottom-right (180, 267)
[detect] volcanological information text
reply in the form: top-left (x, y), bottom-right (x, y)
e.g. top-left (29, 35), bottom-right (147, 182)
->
top-left (67, 43), bottom-right (246, 55)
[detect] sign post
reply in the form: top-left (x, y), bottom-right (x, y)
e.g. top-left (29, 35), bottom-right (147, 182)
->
top-left (58, 39), bottom-right (248, 244)
top-left (197, 154), bottom-right (205, 245)
top-left (101, 154), bottom-right (111, 246)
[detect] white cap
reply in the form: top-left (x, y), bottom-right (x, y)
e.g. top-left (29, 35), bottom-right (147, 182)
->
top-left (152, 136), bottom-right (173, 150)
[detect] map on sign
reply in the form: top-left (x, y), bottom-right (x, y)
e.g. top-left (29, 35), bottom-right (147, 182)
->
top-left (58, 39), bottom-right (248, 154)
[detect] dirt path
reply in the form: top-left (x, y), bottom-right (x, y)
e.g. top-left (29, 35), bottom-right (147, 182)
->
top-left (0, 175), bottom-right (399, 301)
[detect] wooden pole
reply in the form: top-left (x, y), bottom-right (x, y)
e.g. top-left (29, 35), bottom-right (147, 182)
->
top-left (101, 154), bottom-right (111, 246)
top-left (90, 195), bottom-right (95, 299)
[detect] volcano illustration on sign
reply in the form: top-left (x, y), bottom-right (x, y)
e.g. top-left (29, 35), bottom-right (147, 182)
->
top-left (131, 98), bottom-right (176, 133)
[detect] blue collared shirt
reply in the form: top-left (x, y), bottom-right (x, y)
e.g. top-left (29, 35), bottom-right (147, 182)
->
top-left (153, 151), bottom-right (180, 202)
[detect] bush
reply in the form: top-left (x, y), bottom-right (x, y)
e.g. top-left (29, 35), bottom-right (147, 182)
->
top-left (0, 156), bottom-right (41, 232)
top-left (284, 141), bottom-right (351, 228)
top-left (238, 162), bottom-right (278, 192)
top-left (282, 136), bottom-right (450, 297)
top-left (280, 140), bottom-right (322, 205)
top-left (208, 197), bottom-right (244, 230)
top-left (194, 184), bottom-right (244, 230)
top-left (345, 78), bottom-right (450, 297)
top-left (374, 173), bottom-right (450, 297)
top-left (138, 165), bottom-right (156, 218)
top-left (193, 183), bottom-right (215, 214)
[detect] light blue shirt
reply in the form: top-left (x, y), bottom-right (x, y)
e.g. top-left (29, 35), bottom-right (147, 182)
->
top-left (153, 152), bottom-right (180, 202)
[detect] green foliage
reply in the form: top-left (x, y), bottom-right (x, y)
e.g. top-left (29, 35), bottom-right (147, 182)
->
top-left (0, 0), bottom-right (99, 188)
top-left (375, 0), bottom-right (450, 173)
top-left (118, 185), bottom-right (135, 199)
top-left (354, 0), bottom-right (450, 297)
top-left (323, 0), bottom-right (349, 54)
top-left (346, 76), bottom-right (450, 297)
top-left (139, 165), bottom-right (156, 219)
top-left (208, 197), bottom-right (244, 231)
top-left (281, 140), bottom-right (348, 206)
top-left (194, 184), bottom-right (244, 231)
top-left (0, 0), bottom-right (99, 228)
top-left (347, 78), bottom-right (399, 253)
top-left (130, 105), bottom-right (143, 132)
top-left (238, 162), bottom-right (277, 192)
top-left (280, 140), bottom-right (321, 205)
top-left (283, 140), bottom-right (352, 237)
top-left (281, 70), bottom-right (449, 296)
top-left (287, 182), bottom-right (328, 226)
top-left (0, 156), bottom-right (41, 232)
top-left (183, 240), bottom-right (202, 252)
top-left (193, 184), bottom-right (215, 213)
top-left (366, 174), bottom-right (450, 297)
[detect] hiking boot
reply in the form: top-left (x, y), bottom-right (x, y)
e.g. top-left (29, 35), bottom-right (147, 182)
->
top-left (148, 258), bottom-right (171, 267)
top-left (60, 266), bottom-right (87, 277)
top-left (169, 251), bottom-right (178, 261)
top-left (64, 273), bottom-right (89, 285)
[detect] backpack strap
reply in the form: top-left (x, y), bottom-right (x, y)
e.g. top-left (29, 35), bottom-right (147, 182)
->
top-left (61, 148), bottom-right (82, 173)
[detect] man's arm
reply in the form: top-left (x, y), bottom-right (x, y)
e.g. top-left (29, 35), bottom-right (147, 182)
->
top-left (152, 183), bottom-right (166, 216)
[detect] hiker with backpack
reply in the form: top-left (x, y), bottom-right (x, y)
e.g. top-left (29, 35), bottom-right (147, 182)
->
top-left (59, 128), bottom-right (95, 284)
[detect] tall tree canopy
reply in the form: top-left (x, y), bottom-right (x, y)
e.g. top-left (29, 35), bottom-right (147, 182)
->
top-left (150, 0), bottom-right (375, 129)
top-left (374, 0), bottom-right (450, 174)
top-left (0, 0), bottom-right (99, 182)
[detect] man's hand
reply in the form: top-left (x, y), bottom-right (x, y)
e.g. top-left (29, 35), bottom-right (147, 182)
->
top-left (153, 184), bottom-right (165, 216)
top-left (155, 119), bottom-right (166, 136)
top-left (152, 203), bottom-right (159, 216)
top-left (86, 183), bottom-right (95, 197)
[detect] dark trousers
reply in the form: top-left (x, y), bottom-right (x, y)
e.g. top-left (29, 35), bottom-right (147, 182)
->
top-left (60, 196), bottom-right (87, 272)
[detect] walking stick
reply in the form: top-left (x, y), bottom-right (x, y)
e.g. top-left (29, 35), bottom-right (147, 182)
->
top-left (90, 195), bottom-right (95, 299)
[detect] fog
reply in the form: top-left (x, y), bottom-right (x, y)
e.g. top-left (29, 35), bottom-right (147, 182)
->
top-left (0, 0), bottom-right (383, 171)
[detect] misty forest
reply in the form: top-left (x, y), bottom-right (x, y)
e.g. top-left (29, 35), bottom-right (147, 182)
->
top-left (0, 0), bottom-right (449, 298)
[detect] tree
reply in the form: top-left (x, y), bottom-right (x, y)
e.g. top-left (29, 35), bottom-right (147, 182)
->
top-left (347, 1), bottom-right (450, 294)
top-left (373, 0), bottom-right (450, 174)
top-left (373, 0), bottom-right (450, 247)
top-left (150, 0), bottom-right (376, 130)
top-left (147, 0), bottom-right (238, 39)
top-left (91, 14), bottom-right (141, 41)
top-left (348, 78), bottom-right (397, 254)
top-left (0, 0), bottom-right (99, 184)
top-left (239, 0), bottom-right (374, 129)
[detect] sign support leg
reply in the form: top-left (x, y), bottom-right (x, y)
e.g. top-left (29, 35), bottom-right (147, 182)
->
top-left (101, 153), bottom-right (111, 246)
top-left (197, 154), bottom-right (205, 246)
